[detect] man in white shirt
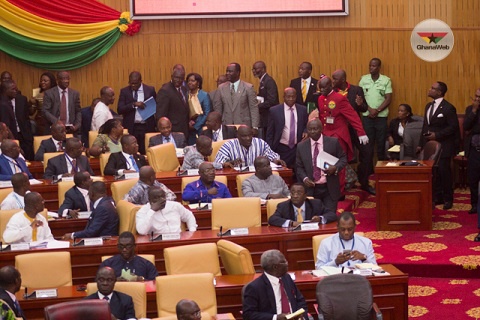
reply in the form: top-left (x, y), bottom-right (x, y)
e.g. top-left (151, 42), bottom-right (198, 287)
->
top-left (3, 192), bottom-right (53, 244)
top-left (91, 86), bottom-right (115, 131)
top-left (136, 187), bottom-right (197, 235)
top-left (0, 172), bottom-right (30, 210)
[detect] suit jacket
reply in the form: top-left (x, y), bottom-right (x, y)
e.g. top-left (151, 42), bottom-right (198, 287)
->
top-left (0, 154), bottom-right (33, 181)
top-left (268, 198), bottom-right (337, 227)
top-left (200, 125), bottom-right (237, 140)
top-left (243, 273), bottom-right (307, 320)
top-left (74, 196), bottom-right (118, 238)
top-left (464, 105), bottom-right (480, 157)
top-left (420, 99), bottom-right (459, 158)
top-left (85, 290), bottom-right (135, 320)
top-left (35, 138), bottom-right (64, 161)
top-left (342, 83), bottom-right (368, 141)
top-left (156, 82), bottom-right (190, 139)
top-left (0, 94), bottom-right (33, 141)
top-left (43, 86), bottom-right (82, 131)
top-left (58, 186), bottom-right (89, 217)
top-left (118, 84), bottom-right (157, 134)
top-left (295, 136), bottom-right (347, 201)
top-left (213, 80), bottom-right (260, 128)
top-left (81, 107), bottom-right (93, 147)
top-left (257, 74), bottom-right (279, 128)
top-left (289, 77), bottom-right (318, 106)
top-left (104, 152), bottom-right (147, 176)
top-left (266, 103), bottom-right (308, 151)
top-left (44, 154), bottom-right (93, 180)
top-left (192, 90), bottom-right (212, 132)
top-left (148, 132), bottom-right (186, 148)
top-left (0, 288), bottom-right (24, 319)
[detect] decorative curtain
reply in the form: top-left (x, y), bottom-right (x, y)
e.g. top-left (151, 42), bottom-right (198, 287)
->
top-left (0, 0), bottom-right (141, 70)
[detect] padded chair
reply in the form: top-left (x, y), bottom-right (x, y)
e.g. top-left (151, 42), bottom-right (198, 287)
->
top-left (401, 116), bottom-right (424, 160)
top-left (101, 254), bottom-right (155, 265)
top-left (180, 175), bottom-right (228, 204)
top-left (111, 178), bottom-right (139, 203)
top-left (33, 134), bottom-right (73, 155)
top-left (89, 130), bottom-right (99, 149)
top-left (145, 132), bottom-right (158, 151)
top-left (44, 299), bottom-right (111, 320)
top-left (453, 114), bottom-right (467, 188)
top-left (0, 209), bottom-right (48, 243)
top-left (155, 273), bottom-right (217, 317)
top-left (211, 197), bottom-right (261, 230)
top-left (217, 239), bottom-right (255, 275)
top-left (164, 243), bottom-right (221, 276)
top-left (15, 251), bottom-right (72, 288)
top-left (117, 199), bottom-right (141, 234)
top-left (58, 181), bottom-right (75, 206)
top-left (419, 140), bottom-right (442, 162)
top-left (316, 273), bottom-right (383, 320)
top-left (43, 152), bottom-right (64, 170)
top-left (266, 198), bottom-right (289, 222)
top-left (208, 139), bottom-right (228, 162)
top-left (147, 143), bottom-right (180, 172)
top-left (312, 232), bottom-right (364, 264)
top-left (86, 282), bottom-right (147, 319)
top-left (99, 152), bottom-right (111, 176)
top-left (0, 187), bottom-right (13, 204)
top-left (236, 171), bottom-right (280, 197)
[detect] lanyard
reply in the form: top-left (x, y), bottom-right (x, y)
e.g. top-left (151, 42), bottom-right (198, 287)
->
top-left (13, 193), bottom-right (24, 209)
top-left (65, 153), bottom-right (77, 172)
top-left (339, 235), bottom-right (355, 266)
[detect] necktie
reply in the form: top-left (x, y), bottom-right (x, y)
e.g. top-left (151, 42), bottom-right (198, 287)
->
top-left (13, 160), bottom-right (21, 173)
top-left (279, 278), bottom-right (291, 314)
top-left (8, 100), bottom-right (19, 133)
top-left (213, 131), bottom-right (219, 142)
top-left (133, 90), bottom-right (138, 102)
top-left (301, 79), bottom-right (307, 102)
top-left (71, 158), bottom-right (77, 174)
top-left (57, 141), bottom-right (63, 151)
top-left (178, 87), bottom-right (186, 103)
top-left (296, 207), bottom-right (304, 223)
top-left (14, 300), bottom-right (24, 318)
top-left (130, 155), bottom-right (140, 171)
top-left (428, 101), bottom-right (435, 123)
top-left (288, 107), bottom-right (296, 149)
top-left (60, 90), bottom-right (67, 123)
top-left (103, 296), bottom-right (110, 302)
top-left (231, 83), bottom-right (235, 95)
top-left (313, 142), bottom-right (322, 181)
top-left (165, 136), bottom-right (171, 143)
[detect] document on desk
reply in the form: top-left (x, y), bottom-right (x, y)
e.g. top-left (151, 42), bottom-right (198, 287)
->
top-left (30, 240), bottom-right (71, 249)
top-left (138, 96), bottom-right (156, 121)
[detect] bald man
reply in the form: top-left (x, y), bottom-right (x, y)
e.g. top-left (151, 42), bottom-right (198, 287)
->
top-left (182, 162), bottom-right (232, 203)
top-left (149, 117), bottom-right (186, 148)
top-left (177, 299), bottom-right (201, 320)
top-left (91, 86), bottom-right (115, 131)
top-left (123, 165), bottom-right (176, 204)
top-left (181, 135), bottom-right (221, 170)
top-left (34, 121), bottom-right (67, 161)
top-left (200, 111), bottom-right (237, 141)
top-left (1, 172), bottom-right (30, 210)
top-left (252, 61), bottom-right (279, 139)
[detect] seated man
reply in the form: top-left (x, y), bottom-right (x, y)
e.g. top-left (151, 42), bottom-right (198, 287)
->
top-left (214, 125), bottom-right (285, 168)
top-left (200, 111), bottom-right (237, 141)
top-left (0, 266), bottom-right (25, 320)
top-left (62, 181), bottom-right (119, 240)
top-left (242, 156), bottom-right (289, 200)
top-left (136, 187), bottom-right (197, 235)
top-left (44, 137), bottom-right (93, 180)
top-left (58, 171), bottom-right (93, 218)
top-left (149, 117), bottom-right (186, 148)
top-left (0, 140), bottom-right (33, 181)
top-left (315, 211), bottom-right (376, 269)
top-left (100, 231), bottom-right (158, 281)
top-left (182, 162), bottom-right (232, 203)
top-left (124, 165), bottom-right (176, 204)
top-left (3, 192), bottom-right (53, 244)
top-left (181, 135), bottom-right (221, 170)
top-left (85, 267), bottom-right (135, 320)
top-left (243, 249), bottom-right (308, 320)
top-left (34, 121), bottom-right (67, 161)
top-left (268, 183), bottom-right (337, 228)
top-left (176, 299), bottom-right (201, 320)
top-left (104, 134), bottom-right (147, 176)
top-left (1, 172), bottom-right (30, 210)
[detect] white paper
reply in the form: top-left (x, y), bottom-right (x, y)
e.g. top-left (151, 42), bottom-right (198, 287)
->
top-left (317, 150), bottom-right (339, 168)
top-left (188, 203), bottom-right (212, 210)
top-left (47, 211), bottom-right (59, 218)
top-left (234, 166), bottom-right (254, 172)
top-left (187, 169), bottom-right (199, 176)
top-left (125, 172), bottom-right (140, 180)
top-left (77, 211), bottom-right (92, 219)
top-left (161, 233), bottom-right (181, 240)
top-left (230, 228), bottom-right (249, 235)
top-left (256, 96), bottom-right (265, 104)
top-left (387, 145), bottom-right (400, 152)
top-left (320, 266), bottom-right (343, 275)
top-left (176, 148), bottom-right (185, 157)
top-left (300, 223), bottom-right (319, 231)
top-left (270, 162), bottom-right (283, 169)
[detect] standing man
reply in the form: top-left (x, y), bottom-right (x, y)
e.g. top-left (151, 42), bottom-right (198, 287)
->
top-left (91, 86), bottom-right (115, 131)
top-left (418, 81), bottom-right (459, 210)
top-left (208, 74), bottom-right (228, 104)
top-left (118, 71), bottom-right (157, 154)
top-left (200, 111), bottom-right (237, 141)
top-left (213, 62), bottom-right (259, 132)
top-left (1, 172), bottom-right (30, 210)
top-left (359, 58), bottom-right (392, 166)
top-left (464, 88), bottom-right (480, 214)
top-left (266, 87), bottom-right (308, 169)
top-left (252, 61), bottom-right (279, 139)
top-left (0, 266), bottom-right (25, 319)
top-left (289, 62), bottom-right (318, 107)
top-left (43, 71), bottom-right (81, 135)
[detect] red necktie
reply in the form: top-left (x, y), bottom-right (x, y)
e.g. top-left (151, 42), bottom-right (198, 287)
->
top-left (313, 142), bottom-right (322, 181)
top-left (60, 90), bottom-right (67, 123)
top-left (57, 141), bottom-right (63, 151)
top-left (279, 278), bottom-right (291, 314)
top-left (71, 158), bottom-right (77, 174)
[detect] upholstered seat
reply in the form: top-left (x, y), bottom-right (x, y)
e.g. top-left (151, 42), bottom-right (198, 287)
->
top-left (34, 134), bottom-right (73, 154)
top-left (15, 251), bottom-right (72, 288)
top-left (58, 181), bottom-right (75, 206)
top-left (217, 239), bottom-right (255, 275)
top-left (44, 299), bottom-right (111, 320)
top-left (43, 152), bottom-right (64, 170)
top-left (265, 198), bottom-right (289, 222)
top-left (236, 171), bottom-right (280, 197)
top-left (99, 152), bottom-right (111, 176)
top-left (0, 187), bottom-right (13, 204)
top-left (147, 143), bottom-right (180, 172)
top-left (312, 232), bottom-right (364, 264)
top-left (111, 178), bottom-right (139, 203)
top-left (208, 139), bottom-right (228, 162)
top-left (211, 197), bottom-right (261, 230)
top-left (164, 243), bottom-right (221, 276)
top-left (117, 199), bottom-right (140, 234)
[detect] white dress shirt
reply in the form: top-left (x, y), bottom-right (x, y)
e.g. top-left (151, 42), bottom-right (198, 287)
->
top-left (1, 191), bottom-right (29, 210)
top-left (280, 103), bottom-right (298, 146)
top-left (135, 201), bottom-right (197, 235)
top-left (91, 101), bottom-right (113, 131)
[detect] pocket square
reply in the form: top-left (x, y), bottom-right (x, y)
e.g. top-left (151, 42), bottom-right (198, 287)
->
top-left (437, 113), bottom-right (444, 118)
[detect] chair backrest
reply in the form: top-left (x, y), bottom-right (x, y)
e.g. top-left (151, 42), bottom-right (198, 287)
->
top-left (147, 143), bottom-right (180, 172)
top-left (0, 209), bottom-right (48, 243)
top-left (164, 243), bottom-right (221, 276)
top-left (145, 132), bottom-right (158, 150)
top-left (211, 197), bottom-right (261, 230)
top-left (86, 282), bottom-right (147, 319)
top-left (155, 273), bottom-right (217, 317)
top-left (34, 134), bottom-right (73, 154)
top-left (58, 181), bottom-right (75, 206)
top-left (316, 273), bottom-right (373, 320)
top-left (43, 152), bottom-right (64, 170)
top-left (266, 198), bottom-right (289, 222)
top-left (99, 152), bottom-right (111, 176)
top-left (101, 254), bottom-right (155, 265)
top-left (89, 131), bottom-right (99, 149)
top-left (419, 140), bottom-right (442, 163)
top-left (15, 251), bottom-right (72, 288)
top-left (0, 187), bottom-right (13, 204)
top-left (236, 171), bottom-right (280, 197)
top-left (44, 299), bottom-right (111, 320)
top-left (208, 139), bottom-right (229, 162)
top-left (312, 232), bottom-right (364, 264)
top-left (111, 179), bottom-right (139, 203)
top-left (217, 239), bottom-right (255, 275)
top-left (401, 117), bottom-right (424, 160)
top-left (116, 200), bottom-right (141, 234)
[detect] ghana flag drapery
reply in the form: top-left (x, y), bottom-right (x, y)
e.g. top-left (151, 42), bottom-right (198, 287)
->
top-left (0, 0), bottom-right (141, 70)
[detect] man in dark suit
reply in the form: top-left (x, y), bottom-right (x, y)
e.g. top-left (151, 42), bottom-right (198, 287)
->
top-left (252, 61), bottom-right (279, 139)
top-left (0, 140), bottom-right (33, 181)
top-left (289, 62), bottom-right (318, 107)
top-left (42, 71), bottom-right (81, 134)
top-left (0, 80), bottom-right (34, 160)
top-left (464, 88), bottom-right (480, 216)
top-left (34, 121), bottom-right (67, 161)
top-left (266, 88), bottom-right (308, 169)
top-left (200, 111), bottom-right (237, 141)
top-left (0, 266), bottom-right (25, 319)
top-left (118, 71), bottom-right (157, 154)
top-left (85, 267), bottom-right (135, 320)
top-left (242, 249), bottom-right (307, 320)
top-left (156, 68), bottom-right (189, 140)
top-left (63, 181), bottom-right (119, 239)
top-left (44, 137), bottom-right (93, 180)
top-left (296, 119), bottom-right (347, 213)
top-left (104, 134), bottom-right (147, 176)
top-left (269, 183), bottom-right (337, 227)
top-left (418, 81), bottom-right (459, 210)
top-left (58, 171), bottom-right (93, 218)
top-left (148, 117), bottom-right (186, 148)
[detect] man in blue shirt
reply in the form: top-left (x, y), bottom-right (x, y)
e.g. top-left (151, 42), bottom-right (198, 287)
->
top-left (182, 162), bottom-right (232, 203)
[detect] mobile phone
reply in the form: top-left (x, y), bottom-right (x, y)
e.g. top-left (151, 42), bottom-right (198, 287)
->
top-left (324, 163), bottom-right (330, 169)
top-left (343, 249), bottom-right (352, 255)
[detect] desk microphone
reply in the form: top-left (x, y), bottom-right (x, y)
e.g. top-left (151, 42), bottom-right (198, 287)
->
top-left (24, 287), bottom-right (28, 299)
top-left (0, 241), bottom-right (2, 252)
top-left (150, 231), bottom-right (154, 242)
top-left (217, 226), bottom-right (223, 237)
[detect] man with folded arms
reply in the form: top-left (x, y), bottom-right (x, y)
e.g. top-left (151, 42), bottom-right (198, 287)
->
top-left (242, 156), bottom-right (289, 200)
top-left (123, 166), bottom-right (176, 205)
top-left (58, 171), bottom-right (93, 218)
top-left (3, 192), bottom-right (53, 244)
top-left (34, 120), bottom-right (67, 161)
top-left (182, 162), bottom-right (232, 203)
top-left (104, 134), bottom-right (147, 176)
top-left (136, 187), bottom-right (197, 235)
top-left (44, 137), bottom-right (93, 180)
top-left (268, 183), bottom-right (337, 228)
top-left (1, 172), bottom-right (30, 210)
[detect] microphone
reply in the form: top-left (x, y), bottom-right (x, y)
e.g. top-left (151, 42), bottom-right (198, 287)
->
top-left (0, 241), bottom-right (2, 252)
top-left (217, 226), bottom-right (223, 237)
top-left (150, 231), bottom-right (154, 242)
top-left (24, 287), bottom-right (28, 299)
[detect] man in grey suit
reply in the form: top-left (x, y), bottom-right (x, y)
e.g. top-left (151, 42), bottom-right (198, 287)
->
top-left (296, 118), bottom-right (347, 213)
top-left (213, 63), bottom-right (260, 135)
top-left (43, 71), bottom-right (81, 134)
top-left (148, 117), bottom-right (186, 148)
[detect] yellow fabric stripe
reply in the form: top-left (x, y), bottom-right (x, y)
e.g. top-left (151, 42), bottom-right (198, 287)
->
top-left (0, 0), bottom-right (118, 42)
top-left (23, 212), bottom-right (37, 241)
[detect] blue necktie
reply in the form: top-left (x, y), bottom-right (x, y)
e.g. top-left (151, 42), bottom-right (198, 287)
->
top-left (130, 155), bottom-right (139, 172)
top-left (14, 300), bottom-right (24, 318)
